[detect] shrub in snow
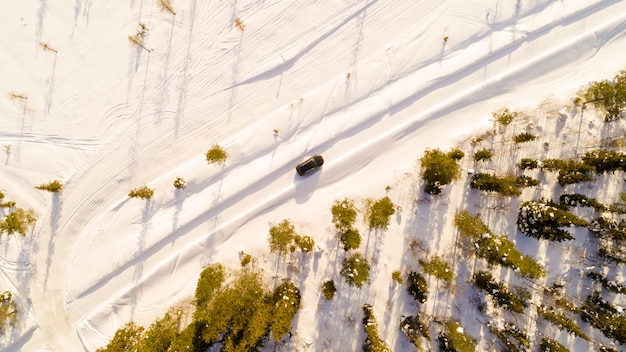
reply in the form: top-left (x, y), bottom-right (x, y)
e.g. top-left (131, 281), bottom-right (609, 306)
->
top-left (321, 280), bottom-right (336, 300)
top-left (475, 232), bottom-right (545, 279)
top-left (513, 132), bottom-right (536, 143)
top-left (406, 271), bottom-right (428, 303)
top-left (331, 198), bottom-right (358, 231)
top-left (559, 193), bottom-right (605, 211)
top-left (473, 149), bottom-right (493, 162)
top-left (341, 253), bottom-right (370, 288)
top-left (539, 337), bottom-right (569, 352)
top-left (582, 149), bottom-right (626, 172)
top-left (454, 210), bottom-right (491, 241)
top-left (0, 291), bottom-right (17, 334)
top-left (240, 253), bottom-right (253, 267)
top-left (493, 107), bottom-right (516, 126)
top-left (581, 293), bottom-right (626, 344)
top-left (586, 271), bottom-right (626, 294)
top-left (577, 70), bottom-right (626, 121)
top-left (361, 304), bottom-right (391, 352)
top-left (391, 270), bottom-right (403, 285)
top-left (194, 263), bottom-right (225, 311)
top-left (128, 185), bottom-right (154, 200)
top-left (419, 255), bottom-right (453, 286)
top-left (438, 321), bottom-right (476, 352)
top-left (364, 196), bottom-right (395, 230)
top-left (95, 322), bottom-right (145, 352)
top-left (0, 207), bottom-right (37, 236)
top-left (514, 175), bottom-right (541, 188)
top-left (35, 180), bottom-right (63, 193)
top-left (537, 305), bottom-right (590, 341)
top-left (340, 228), bottom-right (361, 251)
top-left (0, 201), bottom-right (15, 209)
top-left (205, 144), bottom-right (227, 165)
top-left (135, 309), bottom-right (182, 352)
top-left (518, 158), bottom-right (538, 170)
top-left (541, 158), bottom-right (594, 186)
top-left (157, 0), bottom-right (176, 15)
top-left (270, 280), bottom-right (301, 342)
top-left (517, 201), bottom-right (589, 242)
top-left (173, 177), bottom-right (186, 190)
top-left (294, 235), bottom-right (315, 253)
top-left (420, 148), bottom-right (463, 194)
top-left (487, 321), bottom-right (529, 351)
top-left (598, 245), bottom-right (626, 265)
top-left (400, 314), bottom-right (430, 348)
top-left (473, 271), bottom-right (528, 314)
top-left (268, 219), bottom-right (297, 256)
top-left (470, 173), bottom-right (522, 197)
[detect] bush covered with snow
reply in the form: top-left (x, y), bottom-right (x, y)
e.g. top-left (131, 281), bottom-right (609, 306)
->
top-left (401, 314), bottom-right (430, 348)
top-left (581, 293), bottom-right (626, 344)
top-left (361, 304), bottom-right (391, 352)
top-left (419, 255), bottom-right (453, 286)
top-left (517, 201), bottom-right (589, 242)
top-left (438, 320), bottom-right (476, 352)
top-left (406, 271), bottom-right (428, 303)
top-left (340, 253), bottom-right (370, 288)
top-left (420, 148), bottom-right (463, 194)
top-left (559, 193), bottom-right (605, 211)
top-left (473, 271), bottom-right (528, 314)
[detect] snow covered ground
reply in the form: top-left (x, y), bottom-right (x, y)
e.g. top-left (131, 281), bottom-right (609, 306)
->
top-left (1, 0), bottom-right (626, 350)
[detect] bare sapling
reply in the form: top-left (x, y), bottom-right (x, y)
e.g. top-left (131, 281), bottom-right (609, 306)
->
top-left (39, 42), bottom-right (58, 53)
top-left (234, 18), bottom-right (246, 31)
top-left (128, 23), bottom-right (151, 52)
top-left (157, 0), bottom-right (176, 15)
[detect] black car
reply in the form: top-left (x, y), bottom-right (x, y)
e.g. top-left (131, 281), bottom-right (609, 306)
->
top-left (296, 154), bottom-right (324, 176)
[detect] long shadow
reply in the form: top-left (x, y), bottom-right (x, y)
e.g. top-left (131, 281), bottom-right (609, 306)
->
top-left (43, 192), bottom-right (62, 289)
top-left (172, 187), bottom-right (185, 232)
top-left (44, 53), bottom-right (57, 118)
top-left (174, 0), bottom-right (197, 138)
top-left (36, 0), bottom-right (47, 41)
top-left (130, 200), bottom-right (153, 320)
top-left (155, 15), bottom-right (177, 125)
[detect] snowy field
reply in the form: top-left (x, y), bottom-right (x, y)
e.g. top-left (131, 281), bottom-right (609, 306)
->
top-left (1, 0), bottom-right (626, 351)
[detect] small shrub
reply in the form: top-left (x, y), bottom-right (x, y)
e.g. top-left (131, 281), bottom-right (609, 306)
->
top-left (559, 193), bottom-right (605, 211)
top-left (542, 159), bottom-right (594, 186)
top-left (401, 314), bottom-right (430, 347)
top-left (420, 148), bottom-right (463, 194)
top-left (473, 149), bottom-right (493, 162)
top-left (438, 321), bottom-right (476, 352)
top-left (322, 280), bottom-right (336, 300)
top-left (448, 148), bottom-right (465, 160)
top-left (493, 107), bottom-right (516, 126)
top-left (194, 263), bottom-right (225, 310)
top-left (0, 291), bottom-right (18, 334)
top-left (128, 185), bottom-right (154, 200)
top-left (514, 175), bottom-right (540, 188)
top-left (537, 305), bottom-right (590, 341)
top-left (173, 177), bottom-right (186, 190)
top-left (365, 196), bottom-right (395, 230)
top-left (419, 255), bottom-right (453, 285)
top-left (95, 322), bottom-right (144, 352)
top-left (539, 337), bottom-right (569, 352)
top-left (578, 70), bottom-right (626, 121)
top-left (294, 235), bottom-right (315, 253)
top-left (454, 210), bottom-right (490, 241)
top-left (0, 201), bottom-right (15, 209)
top-left (476, 233), bottom-right (545, 279)
top-left (518, 158), bottom-right (538, 169)
top-left (580, 293), bottom-right (626, 344)
top-left (35, 180), bottom-right (63, 193)
top-left (0, 208), bottom-right (37, 236)
top-left (234, 17), bottom-right (246, 31)
top-left (517, 201), bottom-right (589, 242)
top-left (156, 0), bottom-right (176, 15)
top-left (391, 270), bottom-right (403, 285)
top-left (0, 191), bottom-right (3, 199)
top-left (362, 304), bottom-right (391, 352)
top-left (513, 132), bottom-right (536, 143)
top-left (586, 271), bottom-right (626, 294)
top-left (340, 228), bottom-right (361, 251)
top-left (331, 198), bottom-right (358, 231)
top-left (591, 217), bottom-right (626, 242)
top-left (268, 219), bottom-right (296, 256)
top-left (473, 271), bottom-right (528, 314)
top-left (406, 271), bottom-right (428, 303)
top-left (582, 149), bottom-right (626, 172)
top-left (340, 253), bottom-right (370, 288)
top-left (470, 173), bottom-right (521, 196)
top-left (270, 281), bottom-right (301, 342)
top-left (205, 144), bottom-right (227, 165)
top-left (240, 253), bottom-right (253, 267)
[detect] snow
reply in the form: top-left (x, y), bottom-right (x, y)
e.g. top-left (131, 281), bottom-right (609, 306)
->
top-left (1, 0), bottom-right (626, 351)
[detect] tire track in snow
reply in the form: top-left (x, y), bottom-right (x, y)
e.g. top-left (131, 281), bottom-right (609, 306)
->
top-left (69, 3), bottom-right (626, 344)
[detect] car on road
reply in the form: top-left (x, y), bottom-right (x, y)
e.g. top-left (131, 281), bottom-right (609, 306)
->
top-left (296, 154), bottom-right (324, 176)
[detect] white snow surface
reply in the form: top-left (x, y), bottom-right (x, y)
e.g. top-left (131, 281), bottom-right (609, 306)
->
top-left (1, 0), bottom-right (626, 351)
